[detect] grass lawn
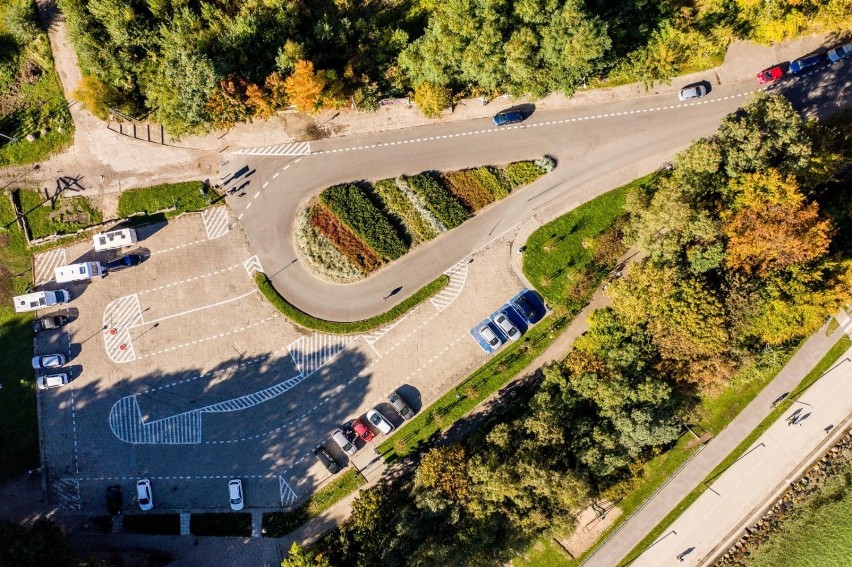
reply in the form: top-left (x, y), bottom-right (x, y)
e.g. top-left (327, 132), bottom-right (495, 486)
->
top-left (0, 192), bottom-right (40, 481)
top-left (255, 272), bottom-right (448, 334)
top-left (522, 176), bottom-right (649, 307)
top-left (617, 335), bottom-right (852, 566)
top-left (0, 3), bottom-right (74, 166)
top-left (17, 188), bottom-right (103, 239)
top-left (263, 469), bottom-right (365, 537)
top-left (740, 459), bottom-right (852, 567)
top-left (117, 181), bottom-right (211, 218)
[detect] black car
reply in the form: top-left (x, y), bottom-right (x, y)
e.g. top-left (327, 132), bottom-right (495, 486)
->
top-left (314, 447), bottom-right (342, 474)
top-left (32, 313), bottom-right (69, 333)
top-left (106, 485), bottom-right (122, 515)
top-left (104, 253), bottom-right (142, 272)
top-left (511, 296), bottom-right (539, 323)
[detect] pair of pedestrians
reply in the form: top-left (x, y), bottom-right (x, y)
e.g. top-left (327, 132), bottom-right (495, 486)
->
top-left (785, 407), bottom-right (811, 426)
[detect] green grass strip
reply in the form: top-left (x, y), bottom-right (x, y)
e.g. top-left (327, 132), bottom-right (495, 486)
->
top-left (262, 469), bottom-right (365, 536)
top-left (117, 181), bottom-right (210, 218)
top-left (254, 272), bottom-right (448, 334)
top-left (378, 310), bottom-right (572, 462)
top-left (618, 335), bottom-right (852, 566)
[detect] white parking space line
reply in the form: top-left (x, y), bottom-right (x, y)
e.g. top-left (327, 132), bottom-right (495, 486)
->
top-left (127, 290), bottom-right (257, 329)
top-left (150, 238), bottom-right (206, 256)
top-left (139, 315), bottom-right (277, 359)
top-left (279, 476), bottom-right (298, 508)
top-left (34, 247), bottom-right (66, 285)
top-left (76, 474), bottom-right (269, 481)
top-left (70, 389), bottom-right (80, 475)
top-left (138, 262), bottom-right (242, 295)
top-left (201, 206), bottom-right (230, 240)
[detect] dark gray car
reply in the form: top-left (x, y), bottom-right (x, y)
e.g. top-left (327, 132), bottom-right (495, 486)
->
top-left (388, 392), bottom-right (414, 420)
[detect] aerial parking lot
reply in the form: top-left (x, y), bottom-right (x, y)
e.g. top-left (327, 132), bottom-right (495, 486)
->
top-left (32, 208), bottom-right (527, 514)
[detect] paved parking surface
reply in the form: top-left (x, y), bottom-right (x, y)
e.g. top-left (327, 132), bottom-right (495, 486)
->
top-left (33, 208), bottom-right (525, 514)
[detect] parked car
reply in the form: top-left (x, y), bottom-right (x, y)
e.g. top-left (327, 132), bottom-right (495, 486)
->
top-left (332, 428), bottom-right (357, 456)
top-left (492, 312), bottom-right (520, 341)
top-left (32, 313), bottom-right (69, 333)
top-left (314, 447), bottom-right (342, 474)
top-left (388, 392), bottom-right (415, 420)
top-left (480, 325), bottom-right (502, 348)
top-left (789, 54), bottom-right (824, 74)
top-left (136, 479), bottom-right (153, 511)
top-left (228, 479), bottom-right (244, 511)
top-left (104, 253), bottom-right (143, 272)
top-left (827, 42), bottom-right (852, 62)
top-left (351, 418), bottom-right (375, 442)
top-left (106, 485), bottom-right (122, 515)
top-left (678, 84), bottom-right (707, 101)
top-left (493, 110), bottom-right (524, 126)
top-left (32, 353), bottom-right (67, 369)
top-left (366, 408), bottom-right (394, 434)
top-left (37, 373), bottom-right (68, 390)
top-left (756, 65), bottom-right (784, 84)
top-left (511, 296), bottom-right (539, 323)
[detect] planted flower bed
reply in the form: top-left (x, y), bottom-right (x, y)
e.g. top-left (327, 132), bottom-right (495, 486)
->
top-left (297, 157), bottom-right (555, 281)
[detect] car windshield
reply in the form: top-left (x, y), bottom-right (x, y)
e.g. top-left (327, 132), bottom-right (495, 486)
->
top-left (231, 496), bottom-right (242, 504)
top-left (369, 414), bottom-right (381, 425)
top-left (139, 495), bottom-right (149, 504)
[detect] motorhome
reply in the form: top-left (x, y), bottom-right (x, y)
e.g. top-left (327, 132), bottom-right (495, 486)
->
top-left (55, 262), bottom-right (104, 283)
top-left (13, 290), bottom-right (71, 313)
top-left (93, 228), bottom-right (137, 251)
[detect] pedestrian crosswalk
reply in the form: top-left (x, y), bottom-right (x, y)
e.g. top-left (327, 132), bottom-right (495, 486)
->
top-left (234, 142), bottom-right (311, 156)
top-left (102, 294), bottom-right (142, 363)
top-left (431, 259), bottom-right (469, 311)
top-left (202, 206), bottom-right (230, 240)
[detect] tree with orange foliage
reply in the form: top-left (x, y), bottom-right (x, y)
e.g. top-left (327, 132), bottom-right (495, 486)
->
top-left (245, 83), bottom-right (273, 119)
top-left (284, 60), bottom-right (326, 113)
top-left (723, 170), bottom-right (831, 275)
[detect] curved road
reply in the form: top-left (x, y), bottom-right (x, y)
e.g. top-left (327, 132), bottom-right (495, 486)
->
top-left (229, 57), bottom-right (850, 322)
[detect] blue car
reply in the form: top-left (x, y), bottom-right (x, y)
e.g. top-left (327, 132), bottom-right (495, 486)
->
top-left (104, 253), bottom-right (142, 272)
top-left (493, 110), bottom-right (524, 126)
top-left (789, 54), bottom-right (824, 74)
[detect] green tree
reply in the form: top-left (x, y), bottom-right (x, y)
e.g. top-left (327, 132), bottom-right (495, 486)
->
top-left (0, 519), bottom-right (74, 567)
top-left (281, 542), bottom-right (330, 567)
top-left (413, 82), bottom-right (451, 118)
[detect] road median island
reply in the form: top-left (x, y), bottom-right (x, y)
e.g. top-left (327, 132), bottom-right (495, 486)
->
top-left (615, 335), bottom-right (852, 567)
top-left (254, 272), bottom-right (449, 334)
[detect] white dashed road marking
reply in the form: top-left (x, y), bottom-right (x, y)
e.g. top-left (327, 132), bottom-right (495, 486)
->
top-left (138, 262), bottom-right (242, 295)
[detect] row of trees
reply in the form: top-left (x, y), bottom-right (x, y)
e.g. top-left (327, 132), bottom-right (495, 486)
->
top-left (59, 0), bottom-right (851, 135)
top-left (293, 95), bottom-right (851, 565)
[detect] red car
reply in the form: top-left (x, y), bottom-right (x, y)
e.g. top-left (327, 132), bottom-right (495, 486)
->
top-left (351, 418), bottom-right (375, 442)
top-left (756, 65), bottom-right (784, 84)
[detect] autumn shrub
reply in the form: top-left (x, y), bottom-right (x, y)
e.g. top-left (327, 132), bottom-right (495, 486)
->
top-left (309, 204), bottom-right (382, 273)
top-left (413, 82), bottom-right (451, 118)
top-left (469, 166), bottom-right (511, 200)
top-left (371, 179), bottom-right (437, 245)
top-left (295, 209), bottom-right (364, 282)
top-left (406, 173), bottom-right (470, 229)
top-left (321, 183), bottom-right (407, 260)
top-left (504, 161), bottom-right (546, 188)
top-left (394, 176), bottom-right (446, 235)
top-left (442, 169), bottom-right (495, 211)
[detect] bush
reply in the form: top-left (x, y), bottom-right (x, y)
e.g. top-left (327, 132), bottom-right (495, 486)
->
top-left (504, 161), bottom-right (546, 188)
top-left (394, 176), bottom-right (447, 234)
top-left (472, 166), bottom-right (512, 200)
top-left (320, 183), bottom-right (407, 260)
top-left (371, 179), bottom-right (437, 245)
top-left (73, 76), bottom-right (131, 120)
top-left (310, 204), bottom-right (383, 273)
top-left (442, 169), bottom-right (495, 211)
top-left (117, 182), bottom-right (209, 217)
top-left (413, 82), bottom-right (451, 118)
top-left (123, 514), bottom-right (180, 535)
top-left (295, 209), bottom-right (364, 282)
top-left (406, 173), bottom-right (470, 229)
top-left (190, 513), bottom-right (252, 537)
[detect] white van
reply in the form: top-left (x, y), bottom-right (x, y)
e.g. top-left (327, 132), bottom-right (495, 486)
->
top-left (55, 262), bottom-right (104, 283)
top-left (93, 228), bottom-right (137, 251)
top-left (13, 290), bottom-right (71, 313)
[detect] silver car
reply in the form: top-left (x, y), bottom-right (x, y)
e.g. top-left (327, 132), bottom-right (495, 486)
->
top-left (678, 84), bottom-right (707, 101)
top-left (366, 409), bottom-right (394, 434)
top-left (480, 325), bottom-right (501, 347)
top-left (332, 428), bottom-right (357, 456)
top-left (136, 479), bottom-right (153, 511)
top-left (228, 479), bottom-right (244, 511)
top-left (32, 353), bottom-right (66, 369)
top-left (37, 373), bottom-right (68, 390)
top-left (493, 312), bottom-right (520, 341)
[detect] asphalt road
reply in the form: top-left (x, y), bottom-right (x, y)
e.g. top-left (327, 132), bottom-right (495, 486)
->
top-left (229, 57), bottom-right (851, 322)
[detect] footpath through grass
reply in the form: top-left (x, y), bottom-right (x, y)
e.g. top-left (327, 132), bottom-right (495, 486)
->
top-left (263, 469), bottom-right (365, 536)
top-left (255, 272), bottom-right (448, 334)
top-left (617, 335), bottom-right (852, 566)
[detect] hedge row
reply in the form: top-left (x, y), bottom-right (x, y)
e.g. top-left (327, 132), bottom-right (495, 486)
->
top-left (372, 179), bottom-right (438, 245)
top-left (406, 173), bottom-right (471, 229)
top-left (505, 160), bottom-right (547, 188)
top-left (321, 183), bottom-right (407, 260)
top-left (442, 169), bottom-right (498, 211)
top-left (310, 204), bottom-right (382, 273)
top-left (473, 166), bottom-right (513, 200)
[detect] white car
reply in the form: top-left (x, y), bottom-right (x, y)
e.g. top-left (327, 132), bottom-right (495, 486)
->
top-left (493, 312), bottom-right (520, 341)
top-left (332, 429), bottom-right (357, 456)
top-left (32, 353), bottom-right (66, 369)
top-left (827, 42), bottom-right (852, 62)
top-left (366, 409), bottom-right (394, 434)
top-left (678, 84), bottom-right (707, 101)
top-left (37, 373), bottom-right (68, 390)
top-left (228, 479), bottom-right (244, 511)
top-left (480, 325), bottom-right (502, 348)
top-left (136, 479), bottom-right (153, 511)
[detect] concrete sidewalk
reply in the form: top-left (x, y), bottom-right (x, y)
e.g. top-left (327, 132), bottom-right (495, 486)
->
top-left (631, 350), bottom-right (852, 567)
top-left (584, 321), bottom-right (849, 567)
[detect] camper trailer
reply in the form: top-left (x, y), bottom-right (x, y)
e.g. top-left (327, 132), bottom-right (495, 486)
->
top-left (13, 290), bottom-right (71, 313)
top-left (93, 228), bottom-right (137, 251)
top-left (55, 262), bottom-right (105, 283)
